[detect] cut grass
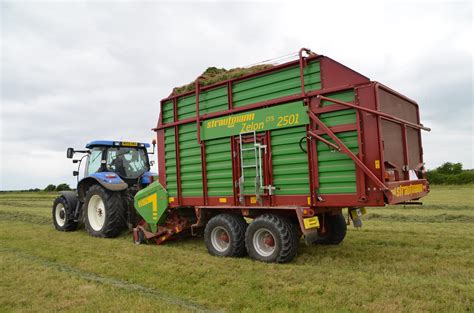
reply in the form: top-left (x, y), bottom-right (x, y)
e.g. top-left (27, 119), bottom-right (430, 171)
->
top-left (171, 65), bottom-right (274, 96)
top-left (1, 251), bottom-right (198, 312)
top-left (0, 186), bottom-right (473, 312)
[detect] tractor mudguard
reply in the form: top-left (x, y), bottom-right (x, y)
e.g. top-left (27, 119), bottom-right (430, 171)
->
top-left (58, 191), bottom-right (80, 221)
top-left (58, 191), bottom-right (78, 210)
top-left (87, 173), bottom-right (128, 191)
top-left (77, 174), bottom-right (128, 201)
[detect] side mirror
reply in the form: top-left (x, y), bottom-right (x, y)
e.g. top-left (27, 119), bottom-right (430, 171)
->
top-left (67, 148), bottom-right (74, 159)
top-left (72, 171), bottom-right (79, 176)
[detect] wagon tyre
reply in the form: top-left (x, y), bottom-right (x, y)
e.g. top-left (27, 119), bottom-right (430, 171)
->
top-left (52, 196), bottom-right (78, 231)
top-left (204, 214), bottom-right (248, 257)
top-left (314, 212), bottom-right (347, 245)
top-left (245, 214), bottom-right (298, 263)
top-left (84, 184), bottom-right (126, 238)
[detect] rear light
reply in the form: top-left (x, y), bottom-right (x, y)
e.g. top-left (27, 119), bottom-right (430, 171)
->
top-left (302, 208), bottom-right (314, 217)
top-left (150, 175), bottom-right (154, 183)
top-left (105, 174), bottom-right (117, 179)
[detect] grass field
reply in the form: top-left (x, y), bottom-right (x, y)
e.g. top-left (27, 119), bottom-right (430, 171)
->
top-left (1, 185), bottom-right (473, 312)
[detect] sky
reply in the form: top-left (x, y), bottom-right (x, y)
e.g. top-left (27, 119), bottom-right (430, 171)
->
top-left (0, 0), bottom-right (472, 190)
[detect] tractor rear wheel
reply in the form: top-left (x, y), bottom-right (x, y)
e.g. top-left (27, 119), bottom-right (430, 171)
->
top-left (245, 214), bottom-right (298, 263)
top-left (52, 196), bottom-right (78, 231)
top-left (204, 214), bottom-right (248, 257)
top-left (313, 212), bottom-right (347, 245)
top-left (84, 185), bottom-right (126, 238)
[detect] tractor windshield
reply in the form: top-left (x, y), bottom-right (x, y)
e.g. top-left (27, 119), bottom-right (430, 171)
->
top-left (106, 147), bottom-right (149, 179)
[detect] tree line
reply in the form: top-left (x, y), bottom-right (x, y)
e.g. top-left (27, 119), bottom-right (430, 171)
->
top-left (426, 162), bottom-right (474, 185)
top-left (44, 184), bottom-right (72, 192)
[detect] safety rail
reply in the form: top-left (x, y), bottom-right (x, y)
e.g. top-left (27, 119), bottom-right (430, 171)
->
top-left (307, 110), bottom-right (389, 193)
top-left (316, 95), bottom-right (431, 131)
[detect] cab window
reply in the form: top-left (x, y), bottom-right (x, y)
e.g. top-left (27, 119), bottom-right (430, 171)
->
top-left (87, 148), bottom-right (103, 175)
top-left (106, 147), bottom-right (149, 178)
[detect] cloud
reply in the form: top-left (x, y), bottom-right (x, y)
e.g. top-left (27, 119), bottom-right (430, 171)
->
top-left (0, 1), bottom-right (472, 190)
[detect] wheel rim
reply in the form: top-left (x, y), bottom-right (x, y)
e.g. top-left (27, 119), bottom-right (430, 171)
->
top-left (253, 228), bottom-right (276, 257)
top-left (88, 195), bottom-right (106, 231)
top-left (55, 203), bottom-right (66, 227)
top-left (210, 226), bottom-right (230, 252)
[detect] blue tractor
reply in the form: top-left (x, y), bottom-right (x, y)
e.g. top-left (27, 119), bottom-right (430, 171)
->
top-left (52, 140), bottom-right (157, 238)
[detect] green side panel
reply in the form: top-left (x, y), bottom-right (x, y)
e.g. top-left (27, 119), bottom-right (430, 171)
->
top-left (317, 89), bottom-right (357, 194)
top-left (319, 89), bottom-right (356, 127)
top-left (271, 126), bottom-right (310, 195)
top-left (232, 61), bottom-right (321, 108)
top-left (177, 95), bottom-right (196, 120)
top-left (321, 89), bottom-right (355, 107)
top-left (162, 100), bottom-right (174, 124)
top-left (173, 62), bottom-right (319, 119)
top-left (176, 87), bottom-right (228, 120)
top-left (317, 90), bottom-right (358, 194)
top-left (199, 86), bottom-right (228, 115)
top-left (205, 138), bottom-right (233, 196)
top-left (317, 131), bottom-right (359, 194)
top-left (179, 123), bottom-right (203, 197)
top-left (320, 109), bottom-right (356, 127)
top-left (134, 181), bottom-right (169, 232)
top-left (165, 127), bottom-right (177, 196)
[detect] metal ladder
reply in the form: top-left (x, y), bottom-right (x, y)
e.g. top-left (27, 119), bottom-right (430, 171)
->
top-left (238, 131), bottom-right (266, 204)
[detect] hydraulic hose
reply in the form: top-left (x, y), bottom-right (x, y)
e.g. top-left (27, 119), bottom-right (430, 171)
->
top-left (299, 136), bottom-right (308, 154)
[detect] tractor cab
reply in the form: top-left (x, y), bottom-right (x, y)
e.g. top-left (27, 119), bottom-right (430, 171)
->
top-left (84, 141), bottom-right (150, 183)
top-left (67, 140), bottom-right (155, 186)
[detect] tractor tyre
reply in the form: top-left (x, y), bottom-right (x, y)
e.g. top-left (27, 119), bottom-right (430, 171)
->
top-left (313, 212), bottom-right (347, 245)
top-left (84, 184), bottom-right (126, 238)
top-left (52, 196), bottom-right (78, 231)
top-left (245, 214), bottom-right (298, 263)
top-left (204, 214), bottom-right (248, 257)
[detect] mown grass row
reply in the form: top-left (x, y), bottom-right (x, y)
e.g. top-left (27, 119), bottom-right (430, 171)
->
top-left (0, 186), bottom-right (473, 312)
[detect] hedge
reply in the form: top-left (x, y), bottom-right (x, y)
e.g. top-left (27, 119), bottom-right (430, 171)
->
top-left (426, 170), bottom-right (474, 185)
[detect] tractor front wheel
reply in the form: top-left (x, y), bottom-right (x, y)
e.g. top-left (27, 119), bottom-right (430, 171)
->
top-left (84, 185), bottom-right (126, 238)
top-left (52, 196), bottom-right (78, 231)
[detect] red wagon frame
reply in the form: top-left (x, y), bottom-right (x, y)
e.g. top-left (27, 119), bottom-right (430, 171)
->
top-left (153, 48), bottom-right (430, 235)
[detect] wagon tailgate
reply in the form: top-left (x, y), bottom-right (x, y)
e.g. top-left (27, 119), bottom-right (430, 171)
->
top-left (378, 86), bottom-right (430, 204)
